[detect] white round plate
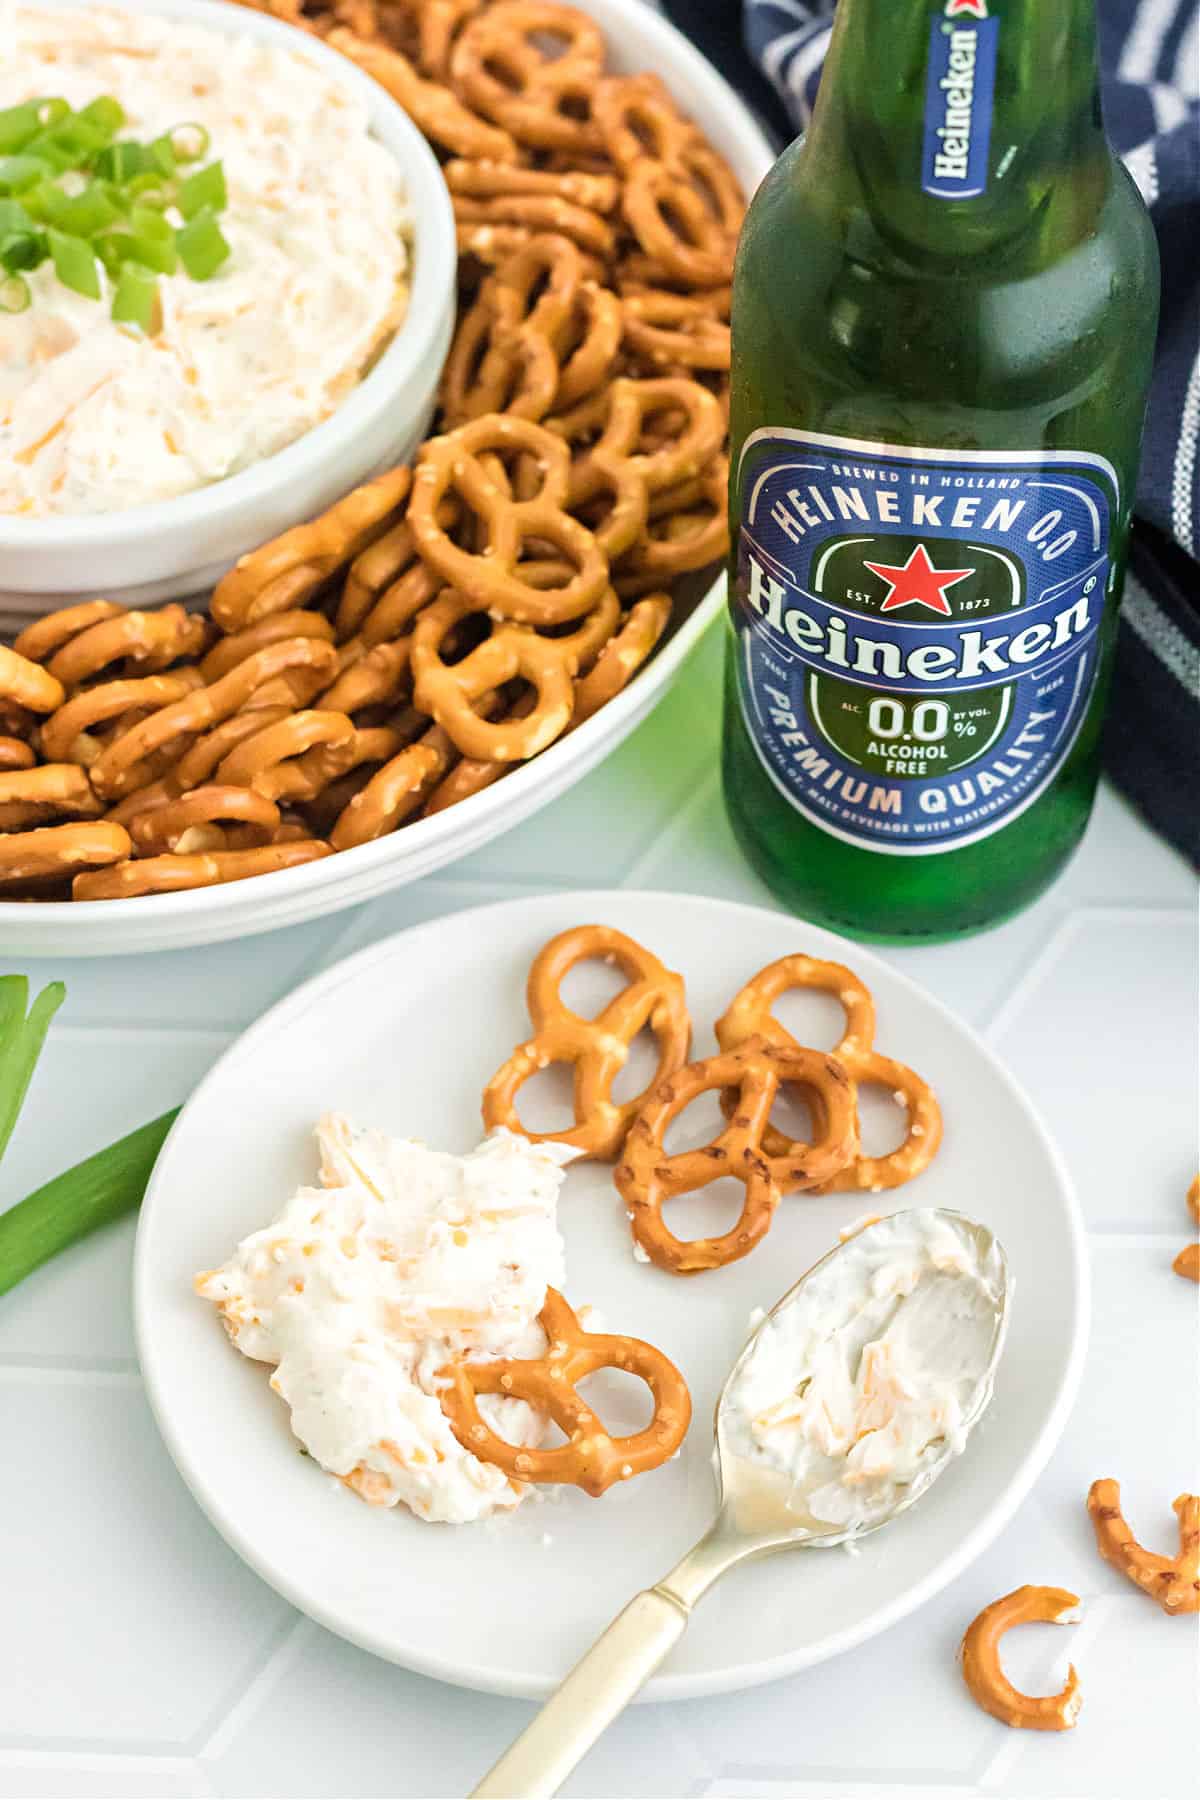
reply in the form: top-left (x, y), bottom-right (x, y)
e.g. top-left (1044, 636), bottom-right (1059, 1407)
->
top-left (135, 891), bottom-right (1088, 1701)
top-left (0, 0), bottom-right (775, 960)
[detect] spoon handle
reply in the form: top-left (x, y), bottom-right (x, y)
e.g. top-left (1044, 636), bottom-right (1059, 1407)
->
top-left (470, 1587), bottom-right (689, 1798)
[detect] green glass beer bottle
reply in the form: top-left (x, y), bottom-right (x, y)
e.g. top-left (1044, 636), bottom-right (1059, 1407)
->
top-left (724, 0), bottom-right (1159, 940)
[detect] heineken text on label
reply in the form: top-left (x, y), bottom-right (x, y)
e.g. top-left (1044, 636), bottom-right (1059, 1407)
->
top-left (922, 1), bottom-right (998, 199)
top-left (733, 430), bottom-right (1116, 856)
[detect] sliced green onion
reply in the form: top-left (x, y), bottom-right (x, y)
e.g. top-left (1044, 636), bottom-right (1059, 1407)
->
top-left (0, 231), bottom-right (46, 274)
top-left (170, 121), bottom-right (210, 163)
top-left (0, 978), bottom-right (65, 1168)
top-left (0, 154), bottom-right (50, 194)
top-left (148, 133), bottom-right (178, 178)
top-left (0, 197), bottom-right (34, 235)
top-left (0, 102), bottom-right (44, 155)
top-left (129, 203), bottom-right (173, 241)
top-left (125, 175), bottom-right (171, 208)
top-left (111, 260), bottom-right (161, 331)
top-left (176, 207), bottom-right (229, 280)
top-left (47, 228), bottom-right (100, 299)
top-left (128, 230), bottom-right (177, 274)
top-left (178, 159), bottom-right (226, 220)
top-left (34, 97), bottom-right (70, 130)
top-left (0, 272), bottom-right (31, 312)
top-left (91, 139), bottom-right (150, 183)
top-left (0, 1107), bottom-right (178, 1301)
top-left (42, 183), bottom-right (122, 237)
top-left (77, 95), bottom-right (125, 137)
top-left (94, 232), bottom-right (125, 277)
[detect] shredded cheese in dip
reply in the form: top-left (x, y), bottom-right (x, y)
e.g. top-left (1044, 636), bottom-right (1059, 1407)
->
top-left (721, 1210), bottom-right (1003, 1534)
top-left (195, 1116), bottom-right (576, 1525)
top-left (0, 4), bottom-right (410, 516)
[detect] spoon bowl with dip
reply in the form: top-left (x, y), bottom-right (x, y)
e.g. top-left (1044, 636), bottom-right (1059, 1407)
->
top-left (471, 1207), bottom-right (1010, 1799)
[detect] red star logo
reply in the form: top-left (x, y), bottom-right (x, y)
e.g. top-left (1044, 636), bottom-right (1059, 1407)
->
top-left (863, 544), bottom-right (974, 617)
top-left (945, 0), bottom-right (988, 15)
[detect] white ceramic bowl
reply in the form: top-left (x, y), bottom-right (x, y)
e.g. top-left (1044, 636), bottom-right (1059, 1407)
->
top-left (0, 0), bottom-right (776, 958)
top-left (0, 0), bottom-right (457, 625)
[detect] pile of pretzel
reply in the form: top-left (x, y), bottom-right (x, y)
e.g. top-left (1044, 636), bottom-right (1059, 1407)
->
top-left (481, 925), bottom-right (944, 1274)
top-left (0, 0), bottom-right (740, 901)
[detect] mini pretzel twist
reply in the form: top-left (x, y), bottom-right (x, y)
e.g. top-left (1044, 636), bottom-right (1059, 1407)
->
top-left (410, 591), bottom-right (581, 762)
top-left (72, 839), bottom-right (332, 901)
top-left (0, 821), bottom-right (132, 889)
top-left (0, 763), bottom-right (103, 831)
top-left (444, 159), bottom-right (620, 216)
top-left (617, 455), bottom-right (729, 582)
top-left (129, 787), bottom-right (282, 857)
top-left (622, 144), bottom-right (743, 289)
top-left (329, 740), bottom-right (448, 848)
top-left (409, 415), bottom-right (610, 624)
top-left (0, 644), bottom-right (65, 716)
top-left (329, 27), bottom-right (519, 161)
top-left (483, 923), bottom-right (690, 1160)
top-left (450, 2), bottom-right (606, 154)
top-left (15, 604), bottom-right (208, 692)
top-left (959, 1587), bottom-right (1082, 1731)
top-left (552, 376), bottom-right (724, 561)
top-left (211, 468), bottom-right (412, 631)
top-left (592, 72), bottom-right (696, 171)
top-left (87, 638), bottom-right (340, 800)
top-left (621, 288), bottom-right (731, 373)
top-left (572, 594), bottom-right (671, 725)
top-left (442, 235), bottom-right (586, 426)
top-left (439, 1287), bottom-right (691, 1495)
top-left (615, 1040), bottom-right (859, 1275)
top-left (714, 955), bottom-right (942, 1192)
top-left (39, 673), bottom-right (205, 766)
top-left (1087, 1479), bottom-right (1200, 1615)
top-left (0, 737), bottom-right (35, 773)
top-left (215, 710), bottom-right (358, 803)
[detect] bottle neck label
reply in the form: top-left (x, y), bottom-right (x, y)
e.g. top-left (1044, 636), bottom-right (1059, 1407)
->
top-left (922, 3), bottom-right (999, 199)
top-left (732, 429), bottom-right (1117, 856)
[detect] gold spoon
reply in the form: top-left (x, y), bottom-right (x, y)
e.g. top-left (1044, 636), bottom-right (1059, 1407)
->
top-left (471, 1208), bottom-right (1010, 1799)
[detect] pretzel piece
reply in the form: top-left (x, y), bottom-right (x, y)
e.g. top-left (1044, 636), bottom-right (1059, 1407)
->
top-left (410, 592), bottom-right (576, 761)
top-left (616, 1041), bottom-right (858, 1274)
top-left (960, 1587), bottom-right (1082, 1731)
top-left (129, 787), bottom-right (282, 856)
top-left (0, 822), bottom-right (131, 888)
top-left (572, 595), bottom-right (671, 725)
top-left (715, 954), bottom-right (942, 1191)
top-left (483, 923), bottom-right (690, 1160)
top-left (39, 673), bottom-right (205, 766)
top-left (211, 468), bottom-right (411, 631)
top-left (1087, 1479), bottom-right (1200, 1614)
top-left (329, 741), bottom-right (447, 848)
top-left (439, 1287), bottom-right (690, 1495)
top-left (73, 839), bottom-right (332, 901)
top-left (450, 2), bottom-right (605, 154)
top-left (409, 416), bottom-right (610, 625)
top-left (0, 737), bottom-right (35, 773)
top-left (0, 645), bottom-right (64, 716)
top-left (328, 27), bottom-right (518, 161)
top-left (0, 763), bottom-right (103, 830)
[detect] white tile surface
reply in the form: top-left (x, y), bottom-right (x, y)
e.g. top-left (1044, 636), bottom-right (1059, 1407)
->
top-left (1, 617), bottom-right (1196, 1800)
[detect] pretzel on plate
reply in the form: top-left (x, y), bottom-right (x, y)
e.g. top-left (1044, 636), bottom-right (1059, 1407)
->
top-left (715, 954), bottom-right (942, 1192)
top-left (1087, 1479), bottom-right (1200, 1615)
top-left (439, 1286), bottom-right (691, 1495)
top-left (483, 923), bottom-right (690, 1160)
top-left (615, 1039), bottom-right (859, 1275)
top-left (959, 1587), bottom-right (1082, 1731)
top-left (1174, 1174), bottom-right (1199, 1281)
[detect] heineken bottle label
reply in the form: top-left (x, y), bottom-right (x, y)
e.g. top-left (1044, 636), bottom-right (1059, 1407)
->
top-left (732, 429), bottom-right (1116, 856)
top-left (922, 1), bottom-right (999, 200)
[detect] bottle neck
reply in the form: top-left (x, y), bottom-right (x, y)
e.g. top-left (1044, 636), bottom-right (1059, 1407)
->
top-left (802, 0), bottom-right (1107, 256)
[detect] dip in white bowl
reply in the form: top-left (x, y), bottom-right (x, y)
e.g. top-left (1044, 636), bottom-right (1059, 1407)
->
top-left (0, 2), bottom-right (411, 516)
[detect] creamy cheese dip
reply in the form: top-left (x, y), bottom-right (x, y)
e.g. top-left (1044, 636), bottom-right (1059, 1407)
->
top-left (0, 4), bottom-right (411, 516)
top-left (721, 1210), bottom-right (1004, 1534)
top-left (196, 1116), bottom-right (576, 1525)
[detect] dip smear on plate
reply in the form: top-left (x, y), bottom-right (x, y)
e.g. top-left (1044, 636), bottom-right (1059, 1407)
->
top-left (195, 1116), bottom-right (575, 1524)
top-left (0, 4), bottom-right (410, 516)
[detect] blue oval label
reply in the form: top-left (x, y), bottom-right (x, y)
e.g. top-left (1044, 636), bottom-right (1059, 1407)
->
top-left (732, 430), bottom-right (1118, 855)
